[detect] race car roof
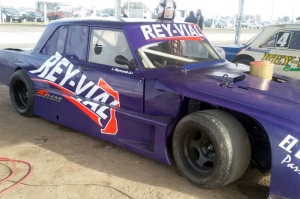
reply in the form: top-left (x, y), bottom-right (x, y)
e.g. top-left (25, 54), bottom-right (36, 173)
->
top-left (34, 17), bottom-right (192, 52)
top-left (49, 17), bottom-right (176, 28)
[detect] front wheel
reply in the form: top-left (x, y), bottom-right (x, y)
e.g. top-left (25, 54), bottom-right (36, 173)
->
top-left (172, 110), bottom-right (250, 188)
top-left (9, 70), bottom-right (35, 117)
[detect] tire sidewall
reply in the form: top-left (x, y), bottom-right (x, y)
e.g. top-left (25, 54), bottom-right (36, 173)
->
top-left (9, 70), bottom-right (35, 116)
top-left (172, 112), bottom-right (234, 188)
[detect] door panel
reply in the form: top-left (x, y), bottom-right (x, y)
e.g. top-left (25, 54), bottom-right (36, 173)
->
top-left (71, 28), bottom-right (144, 136)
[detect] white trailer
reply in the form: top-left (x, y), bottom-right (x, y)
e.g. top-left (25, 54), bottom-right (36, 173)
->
top-left (129, 9), bottom-right (151, 19)
top-left (174, 10), bottom-right (188, 22)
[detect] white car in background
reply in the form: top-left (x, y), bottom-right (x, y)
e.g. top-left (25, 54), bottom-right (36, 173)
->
top-left (248, 22), bottom-right (263, 29)
top-left (215, 24), bottom-right (300, 80)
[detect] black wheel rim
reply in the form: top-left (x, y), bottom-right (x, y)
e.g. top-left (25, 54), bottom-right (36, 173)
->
top-left (182, 129), bottom-right (216, 175)
top-left (14, 80), bottom-right (29, 109)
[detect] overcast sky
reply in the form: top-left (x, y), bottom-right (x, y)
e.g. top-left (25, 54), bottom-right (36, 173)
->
top-left (1, 0), bottom-right (299, 21)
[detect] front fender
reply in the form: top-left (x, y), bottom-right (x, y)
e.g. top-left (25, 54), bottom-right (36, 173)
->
top-left (254, 117), bottom-right (300, 199)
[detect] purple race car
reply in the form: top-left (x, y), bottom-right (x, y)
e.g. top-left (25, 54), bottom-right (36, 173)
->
top-left (0, 18), bottom-right (299, 199)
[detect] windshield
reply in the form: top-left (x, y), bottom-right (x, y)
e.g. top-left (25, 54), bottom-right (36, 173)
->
top-left (33, 12), bottom-right (42, 16)
top-left (5, 8), bottom-right (18, 14)
top-left (138, 39), bottom-right (222, 69)
top-left (245, 29), bottom-right (264, 45)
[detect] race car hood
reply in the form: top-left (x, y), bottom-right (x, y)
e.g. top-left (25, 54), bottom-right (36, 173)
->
top-left (214, 44), bottom-right (246, 48)
top-left (154, 60), bottom-right (300, 123)
top-left (214, 44), bottom-right (246, 61)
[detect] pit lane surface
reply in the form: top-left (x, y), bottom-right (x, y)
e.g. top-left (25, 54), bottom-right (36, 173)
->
top-left (0, 25), bottom-right (268, 199)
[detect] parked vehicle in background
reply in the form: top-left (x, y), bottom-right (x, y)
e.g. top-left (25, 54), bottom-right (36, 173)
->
top-left (215, 23), bottom-right (300, 80)
top-left (1, 7), bottom-right (23, 22)
top-left (219, 19), bottom-right (234, 28)
top-left (26, 11), bottom-right (44, 22)
top-left (204, 18), bottom-right (213, 27)
top-left (74, 9), bottom-right (93, 18)
top-left (262, 21), bottom-right (271, 27)
top-left (17, 8), bottom-right (27, 19)
top-left (214, 19), bottom-right (226, 28)
top-left (248, 22), bottom-right (263, 29)
top-left (226, 21), bottom-right (234, 28)
top-left (36, 1), bottom-right (73, 20)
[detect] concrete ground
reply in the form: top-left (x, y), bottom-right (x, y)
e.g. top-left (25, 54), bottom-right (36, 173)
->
top-left (0, 24), bottom-right (269, 199)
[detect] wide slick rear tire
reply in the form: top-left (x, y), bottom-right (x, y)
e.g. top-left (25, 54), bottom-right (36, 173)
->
top-left (9, 70), bottom-right (35, 117)
top-left (172, 110), bottom-right (250, 188)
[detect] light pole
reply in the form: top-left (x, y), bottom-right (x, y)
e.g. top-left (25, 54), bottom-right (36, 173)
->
top-left (271, 0), bottom-right (275, 23)
top-left (0, 0), bottom-right (2, 24)
top-left (115, 0), bottom-right (121, 18)
top-left (235, 0), bottom-right (244, 44)
top-left (44, 2), bottom-right (47, 25)
top-left (128, 0), bottom-right (130, 14)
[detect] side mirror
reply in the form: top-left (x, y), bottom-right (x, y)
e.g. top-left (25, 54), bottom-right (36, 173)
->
top-left (115, 55), bottom-right (135, 70)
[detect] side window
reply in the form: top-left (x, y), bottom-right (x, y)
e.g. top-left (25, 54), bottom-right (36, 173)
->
top-left (275, 31), bottom-right (291, 48)
top-left (41, 26), bottom-right (68, 55)
top-left (88, 29), bottom-right (133, 68)
top-left (261, 33), bottom-right (277, 47)
top-left (288, 31), bottom-right (300, 50)
top-left (65, 26), bottom-right (88, 60)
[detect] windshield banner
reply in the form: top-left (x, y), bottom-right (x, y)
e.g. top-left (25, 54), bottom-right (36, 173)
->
top-left (124, 23), bottom-right (206, 50)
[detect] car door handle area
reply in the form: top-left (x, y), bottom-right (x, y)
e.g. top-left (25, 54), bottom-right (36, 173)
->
top-left (79, 67), bottom-right (94, 72)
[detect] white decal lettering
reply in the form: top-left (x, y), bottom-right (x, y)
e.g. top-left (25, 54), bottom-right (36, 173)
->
top-left (109, 100), bottom-right (120, 107)
top-left (277, 32), bottom-right (290, 47)
top-left (75, 75), bottom-right (94, 95)
top-left (59, 63), bottom-right (80, 86)
top-left (281, 155), bottom-right (300, 175)
top-left (45, 58), bottom-right (70, 82)
top-left (188, 25), bottom-right (198, 36)
top-left (279, 135), bottom-right (299, 153)
top-left (82, 101), bottom-right (99, 112)
top-left (85, 85), bottom-right (99, 98)
top-left (161, 24), bottom-right (173, 37)
top-left (282, 154), bottom-right (291, 164)
top-left (295, 150), bottom-right (300, 159)
top-left (152, 24), bottom-right (166, 38)
top-left (193, 26), bottom-right (202, 36)
top-left (173, 24), bottom-right (185, 36)
top-left (183, 24), bottom-right (191, 36)
top-left (30, 52), bottom-right (62, 77)
top-left (96, 106), bottom-right (109, 120)
top-left (93, 92), bottom-right (110, 103)
top-left (76, 98), bottom-right (83, 102)
top-left (141, 25), bottom-right (156, 40)
top-left (287, 163), bottom-right (300, 173)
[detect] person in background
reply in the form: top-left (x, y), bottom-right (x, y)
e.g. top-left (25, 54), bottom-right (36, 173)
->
top-left (184, 11), bottom-right (198, 24)
top-left (122, 10), bottom-right (128, 18)
top-left (196, 9), bottom-right (204, 30)
top-left (156, 0), bottom-right (177, 20)
top-left (184, 11), bottom-right (198, 54)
